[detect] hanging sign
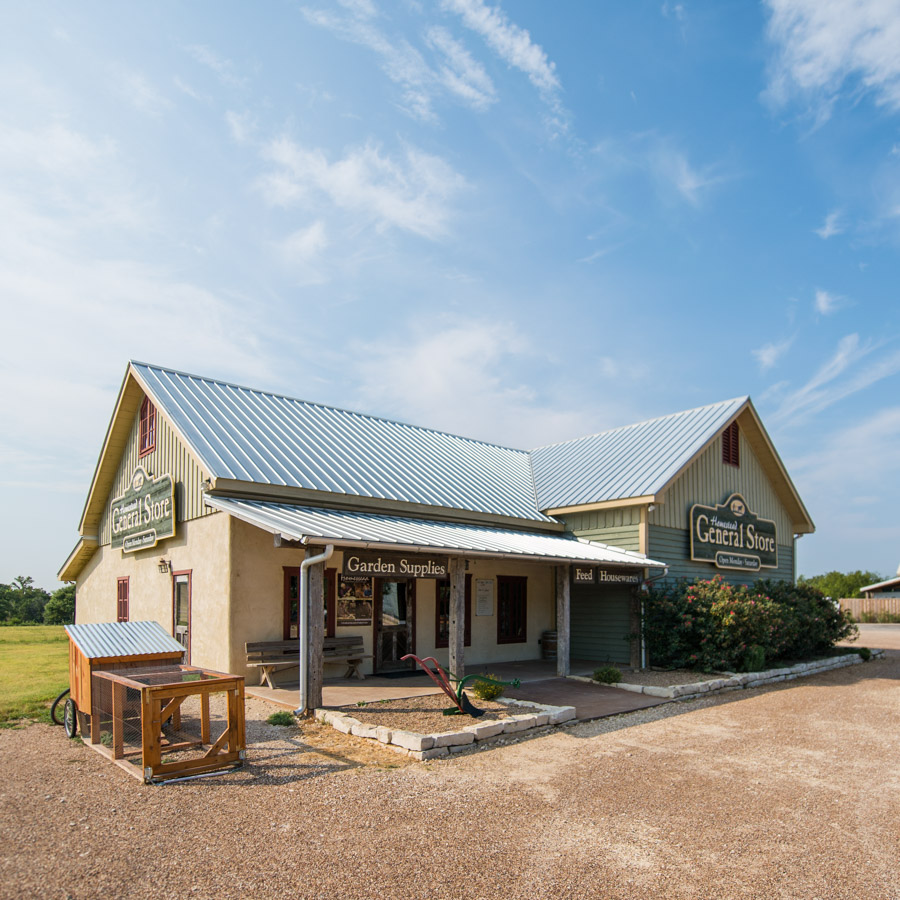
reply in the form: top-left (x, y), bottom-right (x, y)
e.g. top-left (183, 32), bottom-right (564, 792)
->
top-left (573, 566), bottom-right (642, 586)
top-left (110, 466), bottom-right (175, 552)
top-left (342, 552), bottom-right (448, 579)
top-left (690, 493), bottom-right (777, 571)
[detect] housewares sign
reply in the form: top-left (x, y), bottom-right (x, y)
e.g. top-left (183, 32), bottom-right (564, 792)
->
top-left (110, 466), bottom-right (175, 552)
top-left (690, 493), bottom-right (777, 571)
top-left (573, 566), bottom-right (643, 586)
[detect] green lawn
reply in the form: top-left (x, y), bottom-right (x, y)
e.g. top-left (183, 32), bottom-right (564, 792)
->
top-left (0, 625), bottom-right (70, 726)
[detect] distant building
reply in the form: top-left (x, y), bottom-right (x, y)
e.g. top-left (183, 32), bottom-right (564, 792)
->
top-left (60, 362), bottom-right (814, 696)
top-left (860, 566), bottom-right (900, 599)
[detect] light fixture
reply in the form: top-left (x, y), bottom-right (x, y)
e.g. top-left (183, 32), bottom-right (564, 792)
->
top-left (647, 504), bottom-right (656, 512)
top-left (158, 558), bottom-right (172, 574)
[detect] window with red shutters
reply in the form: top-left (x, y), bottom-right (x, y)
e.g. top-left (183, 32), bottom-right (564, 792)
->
top-left (116, 577), bottom-right (129, 622)
top-left (139, 396), bottom-right (156, 457)
top-left (722, 421), bottom-right (739, 468)
top-left (497, 575), bottom-right (527, 644)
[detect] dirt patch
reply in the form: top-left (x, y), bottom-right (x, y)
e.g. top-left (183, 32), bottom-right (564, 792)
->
top-left (614, 668), bottom-right (724, 687)
top-left (334, 692), bottom-right (542, 734)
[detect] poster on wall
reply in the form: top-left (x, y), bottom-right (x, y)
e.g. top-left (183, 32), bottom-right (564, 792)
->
top-left (475, 579), bottom-right (493, 616)
top-left (337, 575), bottom-right (373, 626)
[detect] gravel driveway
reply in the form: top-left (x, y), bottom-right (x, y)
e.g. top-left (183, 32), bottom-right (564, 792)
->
top-left (2, 644), bottom-right (898, 900)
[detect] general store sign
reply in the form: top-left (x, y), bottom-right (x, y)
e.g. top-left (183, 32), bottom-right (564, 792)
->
top-left (110, 466), bottom-right (175, 552)
top-left (690, 493), bottom-right (777, 571)
top-left (342, 552), bottom-right (448, 579)
top-left (572, 566), bottom-right (643, 586)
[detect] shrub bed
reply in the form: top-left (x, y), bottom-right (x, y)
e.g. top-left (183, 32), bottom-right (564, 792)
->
top-left (642, 576), bottom-right (857, 672)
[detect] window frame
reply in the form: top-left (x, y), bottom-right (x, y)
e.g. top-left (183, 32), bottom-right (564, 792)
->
top-left (116, 576), bottom-right (130, 623)
top-left (496, 575), bottom-right (527, 645)
top-left (139, 396), bottom-right (157, 458)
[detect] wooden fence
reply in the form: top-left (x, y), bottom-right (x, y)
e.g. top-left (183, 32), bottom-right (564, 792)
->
top-left (839, 596), bottom-right (900, 621)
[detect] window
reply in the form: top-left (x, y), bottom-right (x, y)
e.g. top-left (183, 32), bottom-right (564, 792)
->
top-left (283, 566), bottom-right (335, 640)
top-left (436, 574), bottom-right (471, 648)
top-left (139, 396), bottom-right (156, 457)
top-left (173, 571), bottom-right (191, 663)
top-left (116, 577), bottom-right (129, 622)
top-left (497, 575), bottom-right (527, 644)
top-left (722, 421), bottom-right (739, 467)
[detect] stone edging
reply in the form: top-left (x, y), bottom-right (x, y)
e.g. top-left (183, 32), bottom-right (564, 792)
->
top-left (314, 699), bottom-right (577, 761)
top-left (569, 650), bottom-right (884, 701)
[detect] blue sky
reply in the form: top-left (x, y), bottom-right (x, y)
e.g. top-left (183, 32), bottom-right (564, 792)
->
top-left (2, 0), bottom-right (899, 590)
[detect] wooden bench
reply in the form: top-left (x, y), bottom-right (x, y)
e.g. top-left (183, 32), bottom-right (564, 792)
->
top-left (245, 637), bottom-right (372, 689)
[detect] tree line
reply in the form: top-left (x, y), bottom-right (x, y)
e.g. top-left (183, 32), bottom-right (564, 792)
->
top-left (1, 576), bottom-right (75, 625)
top-left (797, 570), bottom-right (885, 600)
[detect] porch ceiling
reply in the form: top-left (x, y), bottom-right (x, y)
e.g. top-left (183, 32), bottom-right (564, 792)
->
top-left (204, 495), bottom-right (666, 568)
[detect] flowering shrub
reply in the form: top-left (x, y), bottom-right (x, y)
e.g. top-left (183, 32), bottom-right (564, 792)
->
top-left (642, 576), bottom-right (857, 672)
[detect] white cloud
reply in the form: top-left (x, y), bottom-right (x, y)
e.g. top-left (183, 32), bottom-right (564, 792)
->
top-left (0, 123), bottom-right (115, 176)
top-left (426, 26), bottom-right (496, 110)
top-left (442, 0), bottom-right (560, 97)
top-left (764, 0), bottom-right (900, 116)
top-left (753, 337), bottom-right (794, 371)
top-left (114, 69), bottom-right (172, 116)
top-left (815, 209), bottom-right (843, 239)
top-left (814, 288), bottom-right (841, 315)
top-left (258, 137), bottom-right (465, 239)
top-left (185, 44), bottom-right (247, 89)
top-left (225, 110), bottom-right (256, 144)
top-left (277, 221), bottom-right (329, 266)
top-left (648, 143), bottom-right (729, 206)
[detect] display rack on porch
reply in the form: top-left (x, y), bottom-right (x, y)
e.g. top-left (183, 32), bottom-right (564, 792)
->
top-left (63, 621), bottom-right (246, 783)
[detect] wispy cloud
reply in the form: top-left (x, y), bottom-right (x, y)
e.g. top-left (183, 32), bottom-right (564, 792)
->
top-left (258, 137), bottom-right (466, 239)
top-left (753, 337), bottom-right (794, 371)
top-left (114, 68), bottom-right (172, 116)
top-left (185, 44), bottom-right (247, 89)
top-left (225, 110), bottom-right (256, 144)
top-left (815, 209), bottom-right (843, 238)
top-left (763, 0), bottom-right (900, 117)
top-left (425, 26), bottom-right (496, 110)
top-left (814, 288), bottom-right (842, 315)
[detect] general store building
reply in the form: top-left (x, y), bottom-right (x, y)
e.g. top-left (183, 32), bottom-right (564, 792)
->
top-left (60, 362), bottom-right (814, 707)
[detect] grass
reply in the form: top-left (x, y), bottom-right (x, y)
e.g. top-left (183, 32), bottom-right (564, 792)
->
top-left (0, 625), bottom-right (69, 727)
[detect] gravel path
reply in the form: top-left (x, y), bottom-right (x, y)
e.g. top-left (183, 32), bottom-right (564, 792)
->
top-left (2, 651), bottom-right (899, 899)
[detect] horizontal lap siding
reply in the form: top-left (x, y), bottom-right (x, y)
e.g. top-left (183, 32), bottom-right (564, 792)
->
top-left (570, 586), bottom-right (632, 664)
top-left (561, 508), bottom-right (642, 554)
top-left (99, 406), bottom-right (211, 546)
top-left (649, 525), bottom-right (794, 586)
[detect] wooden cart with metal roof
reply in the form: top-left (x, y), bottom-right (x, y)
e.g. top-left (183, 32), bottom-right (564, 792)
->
top-left (64, 621), bottom-right (246, 783)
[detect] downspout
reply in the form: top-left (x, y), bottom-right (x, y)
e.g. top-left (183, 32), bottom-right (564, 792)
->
top-left (294, 543), bottom-right (335, 716)
top-left (640, 566), bottom-right (669, 670)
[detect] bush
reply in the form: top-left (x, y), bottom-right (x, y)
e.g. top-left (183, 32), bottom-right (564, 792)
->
top-left (470, 674), bottom-right (505, 701)
top-left (855, 647), bottom-right (872, 661)
top-left (592, 666), bottom-right (621, 685)
top-left (643, 576), bottom-right (858, 671)
top-left (266, 710), bottom-right (297, 726)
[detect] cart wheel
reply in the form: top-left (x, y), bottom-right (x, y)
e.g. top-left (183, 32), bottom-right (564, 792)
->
top-left (63, 698), bottom-right (78, 738)
top-left (50, 688), bottom-right (70, 726)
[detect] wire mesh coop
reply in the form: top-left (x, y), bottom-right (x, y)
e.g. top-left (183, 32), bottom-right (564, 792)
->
top-left (64, 621), bottom-right (246, 783)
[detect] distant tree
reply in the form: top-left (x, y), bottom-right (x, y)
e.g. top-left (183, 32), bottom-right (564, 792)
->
top-left (797, 570), bottom-right (885, 600)
top-left (0, 576), bottom-right (51, 624)
top-left (43, 584), bottom-right (76, 625)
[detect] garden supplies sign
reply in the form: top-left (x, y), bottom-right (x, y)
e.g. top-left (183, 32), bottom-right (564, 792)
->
top-left (690, 493), bottom-right (777, 571)
top-left (110, 466), bottom-right (176, 552)
top-left (342, 552), bottom-right (448, 579)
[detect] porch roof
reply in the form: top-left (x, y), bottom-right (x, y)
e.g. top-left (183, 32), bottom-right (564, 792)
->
top-left (204, 495), bottom-right (666, 568)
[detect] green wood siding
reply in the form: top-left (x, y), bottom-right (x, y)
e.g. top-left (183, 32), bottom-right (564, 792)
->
top-left (98, 403), bottom-right (212, 546)
top-left (571, 586), bottom-right (632, 664)
top-left (649, 525), bottom-right (795, 586)
top-left (650, 428), bottom-right (793, 538)
top-left (560, 507), bottom-right (641, 553)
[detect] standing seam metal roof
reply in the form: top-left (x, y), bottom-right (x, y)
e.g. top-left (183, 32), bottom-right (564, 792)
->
top-left (65, 620), bottom-right (185, 660)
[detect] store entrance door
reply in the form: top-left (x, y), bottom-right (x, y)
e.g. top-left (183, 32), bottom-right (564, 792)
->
top-left (374, 579), bottom-right (415, 672)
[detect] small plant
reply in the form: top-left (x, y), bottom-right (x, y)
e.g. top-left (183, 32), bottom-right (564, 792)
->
top-left (470, 674), bottom-right (505, 701)
top-left (99, 731), bottom-right (113, 747)
top-left (742, 644), bottom-right (766, 672)
top-left (356, 700), bottom-right (368, 707)
top-left (266, 710), bottom-right (296, 727)
top-left (855, 647), bottom-right (872, 661)
top-left (592, 666), bottom-right (621, 685)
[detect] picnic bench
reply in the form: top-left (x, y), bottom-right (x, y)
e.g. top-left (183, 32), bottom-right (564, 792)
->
top-left (245, 636), bottom-right (372, 689)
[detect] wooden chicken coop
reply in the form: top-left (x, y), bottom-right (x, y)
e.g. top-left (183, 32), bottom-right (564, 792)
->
top-left (64, 621), bottom-right (246, 783)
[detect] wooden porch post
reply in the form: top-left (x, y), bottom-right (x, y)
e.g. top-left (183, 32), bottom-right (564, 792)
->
top-left (556, 565), bottom-right (570, 677)
top-left (307, 552), bottom-right (325, 711)
top-left (449, 557), bottom-right (466, 680)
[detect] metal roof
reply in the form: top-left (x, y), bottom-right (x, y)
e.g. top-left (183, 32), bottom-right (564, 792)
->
top-left (65, 620), bottom-right (185, 660)
top-left (205, 495), bottom-right (667, 567)
top-left (529, 397), bottom-right (748, 509)
top-left (132, 362), bottom-right (551, 523)
top-left (861, 575), bottom-right (900, 593)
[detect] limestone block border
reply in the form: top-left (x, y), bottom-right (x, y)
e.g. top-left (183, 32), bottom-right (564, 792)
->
top-left (314, 698), bottom-right (577, 761)
top-left (569, 650), bottom-right (883, 701)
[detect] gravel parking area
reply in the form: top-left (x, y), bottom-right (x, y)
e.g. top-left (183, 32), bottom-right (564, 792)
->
top-left (2, 650), bottom-right (899, 899)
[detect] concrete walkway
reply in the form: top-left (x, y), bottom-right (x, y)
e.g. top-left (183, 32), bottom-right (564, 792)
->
top-left (507, 678), bottom-right (668, 721)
